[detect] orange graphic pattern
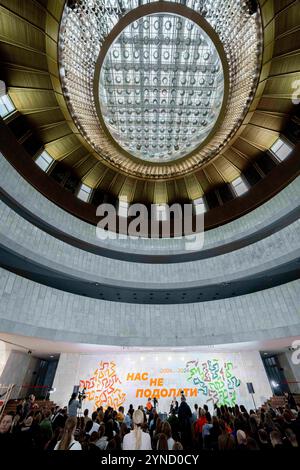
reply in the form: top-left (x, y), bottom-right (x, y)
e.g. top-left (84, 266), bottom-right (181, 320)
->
top-left (79, 361), bottom-right (126, 410)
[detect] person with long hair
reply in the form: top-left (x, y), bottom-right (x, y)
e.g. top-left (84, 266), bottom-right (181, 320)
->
top-left (67, 393), bottom-right (81, 418)
top-left (161, 421), bottom-right (175, 450)
top-left (285, 428), bottom-right (299, 448)
top-left (122, 409), bottom-right (151, 450)
top-left (218, 420), bottom-right (235, 450)
top-left (157, 433), bottom-right (168, 450)
top-left (54, 417), bottom-right (81, 450)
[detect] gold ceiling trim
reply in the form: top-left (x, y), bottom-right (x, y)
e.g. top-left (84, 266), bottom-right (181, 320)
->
top-left (57, 0), bottom-right (263, 181)
top-left (1, 0), bottom-right (299, 206)
top-left (93, 3), bottom-right (230, 174)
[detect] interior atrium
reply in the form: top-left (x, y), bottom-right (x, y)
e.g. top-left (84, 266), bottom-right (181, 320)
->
top-left (0, 0), bottom-right (300, 456)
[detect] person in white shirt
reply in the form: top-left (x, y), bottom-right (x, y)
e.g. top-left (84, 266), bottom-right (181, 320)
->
top-left (192, 404), bottom-right (198, 423)
top-left (88, 411), bottom-right (100, 435)
top-left (123, 409), bottom-right (152, 450)
top-left (54, 417), bottom-right (82, 450)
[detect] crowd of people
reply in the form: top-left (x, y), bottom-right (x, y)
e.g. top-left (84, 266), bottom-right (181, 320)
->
top-left (0, 392), bottom-right (300, 451)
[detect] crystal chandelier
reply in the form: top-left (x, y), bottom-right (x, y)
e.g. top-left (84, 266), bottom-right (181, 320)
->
top-left (99, 13), bottom-right (225, 162)
top-left (58, 0), bottom-right (262, 178)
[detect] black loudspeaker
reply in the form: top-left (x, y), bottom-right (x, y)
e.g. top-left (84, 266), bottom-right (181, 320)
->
top-left (247, 382), bottom-right (255, 394)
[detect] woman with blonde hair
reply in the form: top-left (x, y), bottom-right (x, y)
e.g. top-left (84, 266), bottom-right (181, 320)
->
top-left (54, 417), bottom-right (81, 450)
top-left (123, 409), bottom-right (152, 450)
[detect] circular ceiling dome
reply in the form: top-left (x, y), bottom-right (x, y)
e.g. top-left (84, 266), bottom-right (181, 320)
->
top-left (59, 0), bottom-right (262, 179)
top-left (98, 13), bottom-right (224, 162)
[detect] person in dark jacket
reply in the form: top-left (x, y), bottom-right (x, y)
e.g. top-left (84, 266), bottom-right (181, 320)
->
top-left (52, 408), bottom-right (67, 431)
top-left (284, 392), bottom-right (297, 410)
top-left (0, 414), bottom-right (14, 450)
top-left (22, 394), bottom-right (36, 419)
top-left (178, 397), bottom-right (192, 448)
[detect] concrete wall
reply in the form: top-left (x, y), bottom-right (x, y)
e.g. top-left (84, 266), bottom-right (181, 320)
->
top-left (0, 340), bottom-right (10, 378)
top-left (0, 350), bottom-right (39, 399)
top-left (0, 267), bottom-right (299, 347)
top-left (1, 154), bottom-right (299, 255)
top-left (1, 197), bottom-right (299, 287)
top-left (0, 141), bottom-right (299, 347)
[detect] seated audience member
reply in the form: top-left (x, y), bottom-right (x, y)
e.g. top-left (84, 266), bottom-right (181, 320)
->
top-left (88, 411), bottom-right (100, 435)
top-left (128, 404), bottom-right (134, 418)
top-left (270, 430), bottom-right (284, 449)
top-left (167, 409), bottom-right (180, 441)
top-left (88, 431), bottom-right (102, 455)
top-left (39, 409), bottom-right (53, 448)
top-left (202, 412), bottom-right (213, 449)
top-left (285, 428), bottom-right (299, 448)
top-left (20, 412), bottom-right (34, 432)
top-left (258, 429), bottom-right (272, 450)
top-left (84, 419), bottom-right (93, 437)
top-left (125, 410), bottom-right (132, 429)
top-left (11, 404), bottom-right (23, 432)
top-left (195, 408), bottom-right (207, 434)
top-left (236, 429), bottom-right (247, 449)
top-left (45, 426), bottom-right (63, 451)
top-left (52, 408), bottom-right (67, 431)
top-left (284, 392), bottom-right (297, 411)
top-left (50, 406), bottom-right (59, 423)
top-left (22, 394), bottom-right (37, 419)
top-left (173, 441), bottom-right (183, 450)
top-left (123, 409), bottom-right (152, 450)
top-left (55, 417), bottom-right (82, 450)
top-left (112, 410), bottom-right (120, 434)
top-left (247, 437), bottom-right (260, 450)
top-left (104, 419), bottom-right (115, 442)
top-left (157, 433), bottom-right (168, 450)
top-left (161, 421), bottom-right (175, 450)
top-left (96, 424), bottom-right (108, 450)
top-left (83, 408), bottom-right (91, 427)
top-left (120, 422), bottom-right (129, 439)
top-left (209, 416), bottom-right (222, 450)
top-left (117, 406), bottom-right (125, 424)
top-left (218, 421), bottom-right (235, 450)
top-left (0, 414), bottom-right (14, 448)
